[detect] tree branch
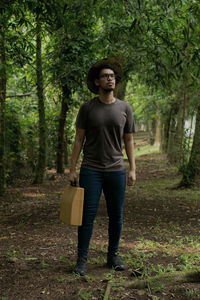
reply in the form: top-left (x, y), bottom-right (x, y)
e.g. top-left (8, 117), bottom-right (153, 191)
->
top-left (6, 92), bottom-right (36, 98)
top-left (121, 269), bottom-right (200, 289)
top-left (104, 269), bottom-right (200, 299)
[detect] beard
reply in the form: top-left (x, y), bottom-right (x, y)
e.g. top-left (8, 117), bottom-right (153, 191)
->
top-left (102, 87), bottom-right (114, 93)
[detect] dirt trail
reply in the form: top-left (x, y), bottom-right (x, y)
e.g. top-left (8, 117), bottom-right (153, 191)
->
top-left (0, 152), bottom-right (200, 300)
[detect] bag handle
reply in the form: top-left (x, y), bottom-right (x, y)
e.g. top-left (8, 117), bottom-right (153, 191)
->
top-left (70, 181), bottom-right (77, 187)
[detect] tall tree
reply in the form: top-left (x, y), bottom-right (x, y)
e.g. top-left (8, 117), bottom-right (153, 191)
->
top-left (102, 0), bottom-right (200, 181)
top-left (0, 0), bottom-right (32, 193)
top-left (0, 15), bottom-right (6, 195)
top-left (56, 85), bottom-right (70, 173)
top-left (181, 95), bottom-right (200, 186)
top-left (47, 0), bottom-right (98, 173)
top-left (34, 10), bottom-right (46, 183)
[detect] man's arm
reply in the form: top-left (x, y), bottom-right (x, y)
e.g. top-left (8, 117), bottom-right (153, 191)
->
top-left (69, 127), bottom-right (85, 184)
top-left (123, 133), bottom-right (136, 186)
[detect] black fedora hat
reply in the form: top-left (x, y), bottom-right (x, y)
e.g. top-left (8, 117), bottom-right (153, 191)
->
top-left (87, 57), bottom-right (123, 94)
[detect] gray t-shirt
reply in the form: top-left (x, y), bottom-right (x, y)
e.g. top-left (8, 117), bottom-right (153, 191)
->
top-left (76, 97), bottom-right (135, 171)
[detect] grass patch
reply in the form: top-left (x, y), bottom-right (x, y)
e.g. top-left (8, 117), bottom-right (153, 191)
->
top-left (124, 149), bottom-right (200, 283)
top-left (40, 259), bottom-right (49, 268)
top-left (177, 253), bottom-right (200, 270)
top-left (185, 289), bottom-right (200, 298)
top-left (135, 144), bottom-right (160, 157)
top-left (133, 236), bottom-right (200, 256)
top-left (123, 144), bottom-right (160, 159)
top-left (78, 289), bottom-right (92, 300)
top-left (6, 250), bottom-right (19, 258)
top-left (137, 177), bottom-right (200, 202)
top-left (122, 233), bottom-right (200, 278)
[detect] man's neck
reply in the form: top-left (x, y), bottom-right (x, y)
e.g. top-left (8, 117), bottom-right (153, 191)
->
top-left (98, 90), bottom-right (115, 104)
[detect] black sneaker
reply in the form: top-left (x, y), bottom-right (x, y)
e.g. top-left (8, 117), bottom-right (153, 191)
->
top-left (107, 253), bottom-right (125, 271)
top-left (74, 257), bottom-right (87, 276)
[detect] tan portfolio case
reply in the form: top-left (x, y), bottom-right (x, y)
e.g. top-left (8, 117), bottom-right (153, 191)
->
top-left (60, 185), bottom-right (84, 226)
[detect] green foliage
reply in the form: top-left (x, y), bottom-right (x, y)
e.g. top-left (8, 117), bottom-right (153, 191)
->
top-left (78, 289), bottom-right (92, 300)
top-left (125, 74), bottom-right (172, 131)
top-left (134, 145), bottom-right (160, 158)
top-left (6, 250), bottom-right (19, 258)
top-left (1, 0), bottom-right (200, 188)
top-left (40, 259), bottom-right (49, 268)
top-left (185, 289), bottom-right (200, 297)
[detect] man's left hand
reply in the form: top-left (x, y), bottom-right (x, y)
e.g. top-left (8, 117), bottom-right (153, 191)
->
top-left (127, 170), bottom-right (136, 186)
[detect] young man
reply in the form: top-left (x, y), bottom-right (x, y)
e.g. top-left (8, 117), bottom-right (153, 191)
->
top-left (69, 57), bottom-right (136, 276)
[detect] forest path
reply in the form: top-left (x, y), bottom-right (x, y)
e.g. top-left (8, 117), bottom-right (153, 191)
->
top-left (1, 148), bottom-right (200, 300)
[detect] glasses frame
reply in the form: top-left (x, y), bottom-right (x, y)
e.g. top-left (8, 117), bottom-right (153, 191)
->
top-left (99, 73), bottom-right (116, 80)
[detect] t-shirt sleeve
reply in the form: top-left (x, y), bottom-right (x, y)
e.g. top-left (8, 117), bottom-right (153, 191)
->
top-left (75, 103), bottom-right (88, 129)
top-left (124, 104), bottom-right (136, 133)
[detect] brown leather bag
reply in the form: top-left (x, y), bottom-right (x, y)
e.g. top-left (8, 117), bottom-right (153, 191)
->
top-left (60, 185), bottom-right (84, 226)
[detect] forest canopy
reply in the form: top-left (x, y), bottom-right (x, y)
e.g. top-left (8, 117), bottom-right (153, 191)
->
top-left (1, 0), bottom-right (200, 195)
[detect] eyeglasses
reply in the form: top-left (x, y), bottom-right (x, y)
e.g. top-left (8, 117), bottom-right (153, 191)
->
top-left (99, 73), bottom-right (116, 80)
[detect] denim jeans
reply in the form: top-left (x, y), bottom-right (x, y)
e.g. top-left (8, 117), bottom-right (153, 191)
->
top-left (78, 167), bottom-right (126, 259)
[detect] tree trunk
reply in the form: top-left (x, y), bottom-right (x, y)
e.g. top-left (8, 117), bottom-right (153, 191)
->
top-left (34, 14), bottom-right (46, 184)
top-left (56, 85), bottom-right (70, 174)
top-left (160, 110), bottom-right (171, 153)
top-left (0, 25), bottom-right (6, 195)
top-left (115, 80), bottom-right (127, 100)
top-left (153, 117), bottom-right (161, 147)
top-left (173, 96), bottom-right (186, 163)
top-left (168, 91), bottom-right (188, 164)
top-left (167, 105), bottom-right (177, 163)
top-left (181, 97), bottom-right (200, 185)
top-left (148, 119), bottom-right (156, 145)
top-left (64, 131), bottom-right (69, 166)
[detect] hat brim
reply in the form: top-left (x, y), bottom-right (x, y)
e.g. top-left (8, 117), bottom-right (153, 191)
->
top-left (87, 57), bottom-right (123, 94)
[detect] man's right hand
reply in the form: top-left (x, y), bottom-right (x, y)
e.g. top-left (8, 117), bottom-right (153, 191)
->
top-left (69, 171), bottom-right (79, 185)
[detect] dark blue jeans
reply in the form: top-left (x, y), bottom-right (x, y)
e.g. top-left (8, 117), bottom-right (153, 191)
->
top-left (78, 168), bottom-right (126, 259)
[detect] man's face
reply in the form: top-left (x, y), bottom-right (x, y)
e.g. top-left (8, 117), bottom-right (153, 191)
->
top-left (95, 68), bottom-right (116, 92)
